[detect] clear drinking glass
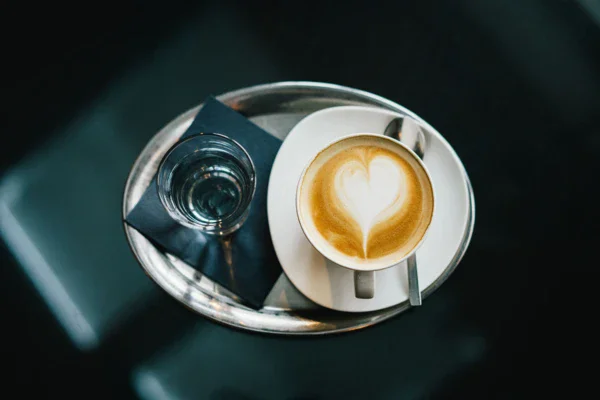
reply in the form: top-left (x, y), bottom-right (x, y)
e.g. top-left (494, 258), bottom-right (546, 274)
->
top-left (157, 133), bottom-right (256, 235)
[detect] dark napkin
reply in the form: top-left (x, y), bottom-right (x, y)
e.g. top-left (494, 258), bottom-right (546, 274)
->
top-left (125, 97), bottom-right (282, 308)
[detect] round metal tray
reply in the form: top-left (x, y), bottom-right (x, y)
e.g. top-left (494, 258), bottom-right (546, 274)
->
top-left (123, 82), bottom-right (475, 335)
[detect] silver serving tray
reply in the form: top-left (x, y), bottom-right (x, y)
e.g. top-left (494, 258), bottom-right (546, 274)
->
top-left (123, 82), bottom-right (475, 335)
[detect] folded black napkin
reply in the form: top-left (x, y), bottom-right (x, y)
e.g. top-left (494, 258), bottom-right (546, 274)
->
top-left (125, 97), bottom-right (282, 308)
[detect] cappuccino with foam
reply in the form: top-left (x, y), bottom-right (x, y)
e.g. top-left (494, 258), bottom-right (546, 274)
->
top-left (297, 134), bottom-right (434, 270)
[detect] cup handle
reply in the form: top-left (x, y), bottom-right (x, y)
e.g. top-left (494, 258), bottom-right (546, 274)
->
top-left (354, 271), bottom-right (375, 299)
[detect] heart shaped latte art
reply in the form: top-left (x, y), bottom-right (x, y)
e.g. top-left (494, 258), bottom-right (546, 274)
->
top-left (334, 156), bottom-right (407, 253)
top-left (308, 144), bottom-right (431, 261)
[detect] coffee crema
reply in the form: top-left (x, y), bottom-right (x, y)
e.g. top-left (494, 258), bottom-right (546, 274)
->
top-left (299, 135), bottom-right (434, 266)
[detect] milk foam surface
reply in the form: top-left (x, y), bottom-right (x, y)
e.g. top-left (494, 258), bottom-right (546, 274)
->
top-left (299, 135), bottom-right (434, 267)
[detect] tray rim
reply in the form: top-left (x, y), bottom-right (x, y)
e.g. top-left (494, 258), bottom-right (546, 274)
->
top-left (122, 81), bottom-right (475, 335)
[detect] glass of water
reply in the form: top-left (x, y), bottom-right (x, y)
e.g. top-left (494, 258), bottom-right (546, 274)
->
top-left (157, 133), bottom-right (256, 236)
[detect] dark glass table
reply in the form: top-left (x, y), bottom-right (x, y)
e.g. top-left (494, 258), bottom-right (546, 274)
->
top-left (2, 1), bottom-right (598, 398)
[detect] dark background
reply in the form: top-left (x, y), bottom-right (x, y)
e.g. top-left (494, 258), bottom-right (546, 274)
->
top-left (1, 0), bottom-right (598, 398)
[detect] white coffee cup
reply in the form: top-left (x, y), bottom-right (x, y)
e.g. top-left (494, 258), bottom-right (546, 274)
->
top-left (296, 133), bottom-right (435, 299)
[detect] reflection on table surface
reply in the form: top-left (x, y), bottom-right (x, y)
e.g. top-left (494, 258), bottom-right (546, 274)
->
top-left (133, 297), bottom-right (483, 400)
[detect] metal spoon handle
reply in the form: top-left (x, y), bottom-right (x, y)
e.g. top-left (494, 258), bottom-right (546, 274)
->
top-left (384, 117), bottom-right (424, 306)
top-left (407, 253), bottom-right (421, 306)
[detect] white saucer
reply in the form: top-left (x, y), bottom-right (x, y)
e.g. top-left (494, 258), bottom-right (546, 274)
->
top-left (267, 106), bottom-right (471, 312)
